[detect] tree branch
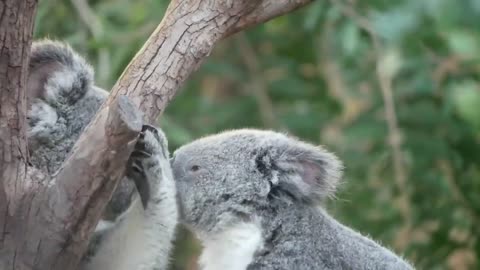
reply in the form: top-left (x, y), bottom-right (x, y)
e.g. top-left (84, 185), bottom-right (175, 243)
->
top-left (0, 1), bottom-right (39, 269)
top-left (226, 0), bottom-right (314, 37)
top-left (0, 0), bottom-right (37, 213)
top-left (48, 96), bottom-right (143, 269)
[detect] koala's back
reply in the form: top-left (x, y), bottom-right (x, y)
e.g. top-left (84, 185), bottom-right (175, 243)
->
top-left (248, 204), bottom-right (412, 270)
top-left (172, 128), bottom-right (413, 270)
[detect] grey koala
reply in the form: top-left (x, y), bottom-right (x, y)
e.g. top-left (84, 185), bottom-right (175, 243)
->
top-left (27, 40), bottom-right (134, 218)
top-left (27, 40), bottom-right (177, 270)
top-left (171, 129), bottom-right (414, 270)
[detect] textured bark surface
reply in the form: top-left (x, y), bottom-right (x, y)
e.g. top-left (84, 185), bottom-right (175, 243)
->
top-left (0, 1), bottom-right (39, 269)
top-left (0, 0), bottom-right (37, 211)
top-left (1, 94), bottom-right (142, 270)
top-left (0, 0), bottom-right (314, 269)
top-left (41, 96), bottom-right (143, 269)
top-left (108, 0), bottom-right (314, 121)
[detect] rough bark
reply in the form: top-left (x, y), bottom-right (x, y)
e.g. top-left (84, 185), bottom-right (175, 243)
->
top-left (0, 0), bottom-right (38, 269)
top-left (0, 0), bottom-right (37, 210)
top-left (43, 96), bottom-right (143, 269)
top-left (1, 94), bottom-right (142, 270)
top-left (0, 0), bottom-right (314, 269)
top-left (108, 0), bottom-right (314, 121)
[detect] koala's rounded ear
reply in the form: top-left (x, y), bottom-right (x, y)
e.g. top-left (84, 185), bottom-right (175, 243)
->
top-left (28, 39), bottom-right (94, 107)
top-left (261, 139), bottom-right (343, 204)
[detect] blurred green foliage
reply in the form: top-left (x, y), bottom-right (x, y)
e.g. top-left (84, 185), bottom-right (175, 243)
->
top-left (36, 0), bottom-right (480, 269)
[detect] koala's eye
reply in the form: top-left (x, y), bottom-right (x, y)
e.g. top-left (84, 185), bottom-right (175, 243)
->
top-left (190, 165), bottom-right (200, 172)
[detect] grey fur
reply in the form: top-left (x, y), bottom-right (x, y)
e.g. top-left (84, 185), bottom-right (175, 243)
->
top-left (172, 129), bottom-right (414, 270)
top-left (27, 39), bottom-right (133, 219)
top-left (28, 40), bottom-right (103, 174)
top-left (27, 40), bottom-right (177, 270)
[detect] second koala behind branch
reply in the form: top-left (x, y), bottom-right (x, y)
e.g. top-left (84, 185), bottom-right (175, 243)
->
top-left (171, 129), bottom-right (414, 270)
top-left (26, 40), bottom-right (178, 270)
top-left (27, 40), bottom-right (137, 219)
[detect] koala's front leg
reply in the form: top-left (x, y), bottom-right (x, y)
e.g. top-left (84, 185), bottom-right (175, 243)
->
top-left (127, 125), bottom-right (172, 209)
top-left (126, 125), bottom-right (179, 269)
top-left (81, 125), bottom-right (178, 270)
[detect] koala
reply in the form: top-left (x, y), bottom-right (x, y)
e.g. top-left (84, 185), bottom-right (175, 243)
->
top-left (27, 40), bottom-right (109, 175)
top-left (26, 40), bottom-right (177, 270)
top-left (27, 39), bottom-right (137, 217)
top-left (171, 129), bottom-right (414, 270)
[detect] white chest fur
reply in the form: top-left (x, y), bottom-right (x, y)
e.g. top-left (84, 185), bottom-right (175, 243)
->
top-left (199, 222), bottom-right (263, 270)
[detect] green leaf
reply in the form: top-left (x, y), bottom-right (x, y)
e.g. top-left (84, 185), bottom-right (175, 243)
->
top-left (446, 30), bottom-right (480, 61)
top-left (341, 22), bottom-right (361, 56)
top-left (450, 80), bottom-right (480, 129)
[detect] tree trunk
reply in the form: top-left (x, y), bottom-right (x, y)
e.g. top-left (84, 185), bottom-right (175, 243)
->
top-left (0, 0), bottom-right (314, 269)
top-left (0, 1), bottom-right (38, 269)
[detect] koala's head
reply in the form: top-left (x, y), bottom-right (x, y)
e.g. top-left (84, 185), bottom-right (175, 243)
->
top-left (27, 40), bottom-right (108, 173)
top-left (171, 129), bottom-right (343, 235)
top-left (27, 40), bottom-right (97, 109)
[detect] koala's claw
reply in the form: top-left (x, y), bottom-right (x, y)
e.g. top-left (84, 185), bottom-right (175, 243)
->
top-left (141, 124), bottom-right (161, 140)
top-left (127, 125), bottom-right (168, 209)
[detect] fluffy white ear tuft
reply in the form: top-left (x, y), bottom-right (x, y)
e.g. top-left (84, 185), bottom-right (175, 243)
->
top-left (257, 136), bottom-right (343, 203)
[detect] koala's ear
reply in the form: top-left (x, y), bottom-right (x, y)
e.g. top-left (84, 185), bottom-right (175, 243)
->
top-left (27, 40), bottom-right (94, 107)
top-left (257, 139), bottom-right (343, 203)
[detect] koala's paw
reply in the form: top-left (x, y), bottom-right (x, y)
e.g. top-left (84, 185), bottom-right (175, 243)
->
top-left (27, 101), bottom-right (67, 152)
top-left (43, 68), bottom-right (92, 107)
top-left (127, 125), bottom-right (169, 209)
top-left (27, 101), bottom-right (58, 136)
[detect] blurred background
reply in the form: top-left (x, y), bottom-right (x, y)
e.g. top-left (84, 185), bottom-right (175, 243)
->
top-left (35, 0), bottom-right (480, 269)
